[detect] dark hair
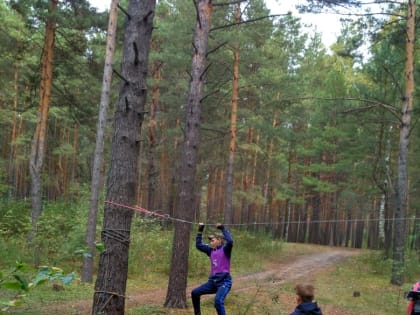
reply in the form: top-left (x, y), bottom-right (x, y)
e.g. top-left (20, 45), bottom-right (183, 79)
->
top-left (295, 283), bottom-right (315, 302)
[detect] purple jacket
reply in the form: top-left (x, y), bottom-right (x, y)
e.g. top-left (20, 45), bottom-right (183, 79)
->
top-left (196, 228), bottom-right (233, 275)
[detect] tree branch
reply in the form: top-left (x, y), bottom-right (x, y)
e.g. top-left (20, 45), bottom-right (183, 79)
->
top-left (288, 96), bottom-right (401, 122)
top-left (210, 14), bottom-right (287, 32)
top-left (213, 0), bottom-right (247, 6)
top-left (206, 41), bottom-right (228, 56)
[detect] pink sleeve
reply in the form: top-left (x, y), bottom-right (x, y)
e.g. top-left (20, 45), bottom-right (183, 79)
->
top-left (408, 300), bottom-right (414, 314)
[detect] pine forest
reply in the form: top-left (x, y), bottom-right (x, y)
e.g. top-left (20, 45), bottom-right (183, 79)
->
top-left (1, 0), bottom-right (420, 313)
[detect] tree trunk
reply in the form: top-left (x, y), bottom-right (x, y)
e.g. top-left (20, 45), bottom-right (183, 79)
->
top-left (224, 2), bottom-right (240, 225)
top-left (262, 115), bottom-right (276, 231)
top-left (391, 0), bottom-right (415, 286)
top-left (384, 190), bottom-right (394, 257)
top-left (92, 0), bottom-right (156, 313)
top-left (206, 167), bottom-right (217, 221)
top-left (29, 0), bottom-right (57, 267)
top-left (374, 114), bottom-right (393, 256)
top-left (8, 64), bottom-right (19, 197)
top-left (167, 119), bottom-right (182, 218)
top-left (283, 148), bottom-right (293, 239)
top-left (147, 61), bottom-right (162, 211)
top-left (71, 124), bottom-right (78, 183)
top-left (250, 132), bottom-right (259, 232)
top-left (164, 0), bottom-right (213, 308)
top-left (82, 0), bottom-right (120, 284)
top-left (241, 126), bottom-right (254, 226)
top-left (354, 203), bottom-right (365, 248)
top-left (309, 193), bottom-right (321, 244)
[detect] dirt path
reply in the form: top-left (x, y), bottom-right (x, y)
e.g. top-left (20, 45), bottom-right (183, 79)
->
top-left (233, 247), bottom-right (358, 292)
top-left (46, 246), bottom-right (359, 314)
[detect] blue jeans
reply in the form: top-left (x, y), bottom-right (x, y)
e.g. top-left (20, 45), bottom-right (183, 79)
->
top-left (191, 273), bottom-right (232, 315)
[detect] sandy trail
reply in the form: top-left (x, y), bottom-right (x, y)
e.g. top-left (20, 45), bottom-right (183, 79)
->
top-left (41, 246), bottom-right (359, 314)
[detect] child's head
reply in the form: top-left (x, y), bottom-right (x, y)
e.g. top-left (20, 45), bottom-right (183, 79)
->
top-left (208, 233), bottom-right (224, 248)
top-left (294, 283), bottom-right (315, 303)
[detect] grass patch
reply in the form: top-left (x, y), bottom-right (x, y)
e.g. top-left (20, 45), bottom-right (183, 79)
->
top-left (2, 220), bottom-right (418, 315)
top-left (126, 304), bottom-right (168, 314)
top-left (315, 251), bottom-right (409, 315)
top-left (2, 281), bottom-right (94, 314)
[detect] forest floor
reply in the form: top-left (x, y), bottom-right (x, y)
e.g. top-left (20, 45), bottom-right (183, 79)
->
top-left (40, 244), bottom-right (363, 315)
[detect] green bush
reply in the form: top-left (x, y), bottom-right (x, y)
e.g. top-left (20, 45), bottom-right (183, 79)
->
top-left (404, 249), bottom-right (420, 282)
top-left (36, 200), bottom-right (89, 263)
top-left (0, 197), bottom-right (100, 267)
top-left (0, 200), bottom-right (31, 239)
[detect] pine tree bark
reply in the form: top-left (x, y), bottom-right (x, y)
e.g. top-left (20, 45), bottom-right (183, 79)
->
top-left (250, 132), bottom-right (259, 231)
top-left (391, 0), bottom-right (415, 286)
top-left (164, 0), bottom-right (213, 308)
top-left (147, 62), bottom-right (162, 211)
top-left (309, 193), bottom-right (321, 244)
top-left (92, 0), bottom-right (156, 313)
top-left (9, 64), bottom-right (19, 197)
top-left (241, 126), bottom-right (253, 225)
top-left (262, 115), bottom-right (276, 230)
top-left (29, 0), bottom-right (57, 267)
top-left (224, 2), bottom-right (240, 225)
top-left (71, 124), bottom-right (78, 183)
top-left (206, 167), bottom-right (217, 221)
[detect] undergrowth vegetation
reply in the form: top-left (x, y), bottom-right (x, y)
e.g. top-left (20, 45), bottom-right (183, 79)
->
top-left (0, 199), bottom-right (419, 314)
